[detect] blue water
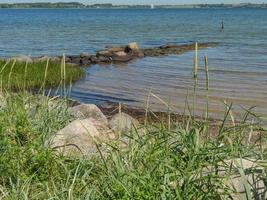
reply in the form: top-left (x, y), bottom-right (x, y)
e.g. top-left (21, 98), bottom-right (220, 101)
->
top-left (1, 8), bottom-right (267, 116)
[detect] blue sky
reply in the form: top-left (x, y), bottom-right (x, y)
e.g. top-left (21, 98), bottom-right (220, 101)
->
top-left (1, 1), bottom-right (267, 5)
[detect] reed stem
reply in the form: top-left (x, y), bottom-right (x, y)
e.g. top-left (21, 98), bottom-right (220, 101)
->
top-left (204, 55), bottom-right (209, 120)
top-left (193, 42), bottom-right (198, 117)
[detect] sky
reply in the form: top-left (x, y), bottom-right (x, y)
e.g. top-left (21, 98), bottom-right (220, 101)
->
top-left (1, 0), bottom-right (267, 5)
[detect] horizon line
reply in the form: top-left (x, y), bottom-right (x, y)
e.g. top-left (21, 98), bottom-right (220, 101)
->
top-left (0, 2), bottom-right (266, 6)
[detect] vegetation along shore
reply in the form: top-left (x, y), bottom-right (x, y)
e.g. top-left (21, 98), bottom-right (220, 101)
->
top-left (0, 42), bottom-right (266, 199)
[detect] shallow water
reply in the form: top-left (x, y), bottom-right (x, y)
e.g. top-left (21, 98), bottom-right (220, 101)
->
top-left (0, 8), bottom-right (267, 117)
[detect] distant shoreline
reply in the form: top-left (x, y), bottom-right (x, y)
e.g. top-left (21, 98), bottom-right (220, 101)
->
top-left (0, 2), bottom-right (267, 9)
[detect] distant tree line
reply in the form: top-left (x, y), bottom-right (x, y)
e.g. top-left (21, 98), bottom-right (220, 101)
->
top-left (0, 2), bottom-right (266, 9)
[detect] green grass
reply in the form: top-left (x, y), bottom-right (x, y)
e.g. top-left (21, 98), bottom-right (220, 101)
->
top-left (0, 48), bottom-right (266, 199)
top-left (0, 91), bottom-right (266, 199)
top-left (0, 60), bottom-right (85, 90)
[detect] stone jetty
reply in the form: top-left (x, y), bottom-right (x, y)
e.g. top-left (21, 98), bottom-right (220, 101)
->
top-left (2, 42), bottom-right (218, 66)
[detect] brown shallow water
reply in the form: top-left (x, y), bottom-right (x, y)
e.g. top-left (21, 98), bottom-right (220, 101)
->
top-left (70, 46), bottom-right (267, 120)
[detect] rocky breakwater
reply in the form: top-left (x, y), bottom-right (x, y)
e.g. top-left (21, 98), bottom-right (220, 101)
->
top-left (1, 42), bottom-right (218, 66)
top-left (65, 42), bottom-right (218, 66)
top-left (0, 41), bottom-right (217, 66)
top-left (66, 42), bottom-right (145, 66)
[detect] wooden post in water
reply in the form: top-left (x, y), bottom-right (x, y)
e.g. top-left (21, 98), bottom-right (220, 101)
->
top-left (221, 20), bottom-right (224, 30)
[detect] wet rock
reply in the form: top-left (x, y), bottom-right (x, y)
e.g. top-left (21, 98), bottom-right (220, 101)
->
top-left (69, 104), bottom-right (108, 124)
top-left (127, 42), bottom-right (139, 51)
top-left (125, 42), bottom-right (144, 58)
top-left (89, 55), bottom-right (99, 64)
top-left (143, 42), bottom-right (218, 57)
top-left (9, 55), bottom-right (33, 63)
top-left (98, 55), bottom-right (111, 63)
top-left (48, 118), bottom-right (115, 157)
top-left (109, 112), bottom-right (139, 133)
top-left (96, 50), bottom-right (113, 58)
top-left (111, 51), bottom-right (134, 62)
top-left (159, 43), bottom-right (178, 49)
top-left (66, 56), bottom-right (82, 66)
top-left (107, 46), bottom-right (125, 53)
top-left (203, 158), bottom-right (266, 200)
top-left (113, 51), bottom-right (127, 57)
top-left (80, 52), bottom-right (90, 58)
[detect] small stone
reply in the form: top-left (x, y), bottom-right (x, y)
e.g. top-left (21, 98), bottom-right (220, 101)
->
top-left (80, 52), bottom-right (90, 58)
top-left (203, 158), bottom-right (266, 200)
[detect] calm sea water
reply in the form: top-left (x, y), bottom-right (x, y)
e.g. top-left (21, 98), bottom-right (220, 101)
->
top-left (1, 8), bottom-right (267, 117)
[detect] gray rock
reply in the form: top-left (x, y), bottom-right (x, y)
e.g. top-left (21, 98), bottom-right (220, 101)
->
top-left (111, 51), bottom-right (134, 62)
top-left (107, 46), bottom-right (125, 53)
top-left (34, 56), bottom-right (50, 62)
top-left (50, 57), bottom-right (61, 62)
top-left (48, 118), bottom-right (115, 157)
top-left (9, 55), bottom-right (33, 63)
top-left (69, 104), bottom-right (108, 124)
top-left (89, 55), bottom-right (99, 64)
top-left (98, 55), bottom-right (111, 63)
top-left (80, 52), bottom-right (90, 58)
top-left (203, 158), bottom-right (266, 200)
top-left (96, 50), bottom-right (112, 57)
top-left (109, 112), bottom-right (139, 133)
top-left (125, 42), bottom-right (144, 58)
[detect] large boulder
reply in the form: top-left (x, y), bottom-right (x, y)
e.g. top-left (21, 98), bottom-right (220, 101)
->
top-left (204, 158), bottom-right (266, 200)
top-left (48, 118), bottom-right (115, 157)
top-left (9, 55), bottom-right (33, 63)
top-left (125, 42), bottom-right (144, 58)
top-left (127, 42), bottom-right (139, 51)
top-left (109, 112), bottom-right (139, 133)
top-left (69, 104), bottom-right (108, 124)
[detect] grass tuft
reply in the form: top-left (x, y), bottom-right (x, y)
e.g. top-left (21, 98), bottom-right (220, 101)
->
top-left (0, 60), bottom-right (84, 90)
